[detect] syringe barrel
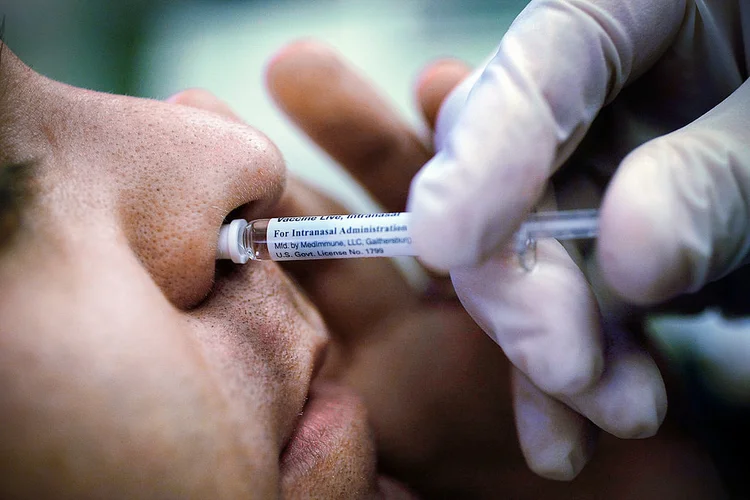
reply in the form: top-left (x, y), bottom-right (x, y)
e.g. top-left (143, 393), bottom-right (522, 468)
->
top-left (246, 218), bottom-right (271, 260)
top-left (218, 210), bottom-right (599, 265)
top-left (219, 213), bottom-right (414, 263)
top-left (521, 209), bottom-right (599, 240)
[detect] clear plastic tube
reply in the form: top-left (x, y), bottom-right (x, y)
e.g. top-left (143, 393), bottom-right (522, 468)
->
top-left (217, 210), bottom-right (599, 270)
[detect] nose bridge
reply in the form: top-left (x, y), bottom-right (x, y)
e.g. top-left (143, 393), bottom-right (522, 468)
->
top-left (204, 119), bottom-right (287, 213)
top-left (109, 98), bottom-right (286, 209)
top-left (36, 80), bottom-right (287, 218)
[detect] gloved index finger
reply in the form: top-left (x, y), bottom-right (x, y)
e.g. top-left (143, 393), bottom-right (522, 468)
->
top-left (407, 0), bottom-right (687, 271)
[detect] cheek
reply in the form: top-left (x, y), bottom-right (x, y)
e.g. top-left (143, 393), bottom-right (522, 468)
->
top-left (0, 245), bottom-right (280, 498)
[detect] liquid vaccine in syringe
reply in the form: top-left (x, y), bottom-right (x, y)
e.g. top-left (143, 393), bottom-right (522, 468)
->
top-left (216, 210), bottom-right (599, 270)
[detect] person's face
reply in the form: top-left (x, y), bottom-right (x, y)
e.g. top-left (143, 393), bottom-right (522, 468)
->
top-left (0, 45), bottom-right (397, 498)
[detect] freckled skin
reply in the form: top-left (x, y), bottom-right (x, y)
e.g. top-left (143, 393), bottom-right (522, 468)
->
top-left (0, 46), bottom-right (382, 498)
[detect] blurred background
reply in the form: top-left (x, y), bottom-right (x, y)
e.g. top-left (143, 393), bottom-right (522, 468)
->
top-left (2, 0), bottom-right (749, 495)
top-left (1, 0), bottom-right (525, 211)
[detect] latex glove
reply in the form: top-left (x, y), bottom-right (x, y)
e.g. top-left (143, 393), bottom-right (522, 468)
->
top-left (408, 0), bottom-right (750, 479)
top-left (264, 40), bottom-right (727, 497)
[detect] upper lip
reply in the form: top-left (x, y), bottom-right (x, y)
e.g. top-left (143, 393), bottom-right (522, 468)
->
top-left (280, 339), bottom-right (329, 455)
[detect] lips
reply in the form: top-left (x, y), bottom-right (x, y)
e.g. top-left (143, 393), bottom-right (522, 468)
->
top-left (279, 379), bottom-right (421, 499)
top-left (200, 258), bottom-right (419, 497)
top-left (280, 380), bottom-right (364, 476)
top-left (211, 261), bottom-right (411, 496)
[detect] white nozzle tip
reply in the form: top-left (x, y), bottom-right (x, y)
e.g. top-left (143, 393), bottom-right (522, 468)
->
top-left (217, 219), bottom-right (249, 264)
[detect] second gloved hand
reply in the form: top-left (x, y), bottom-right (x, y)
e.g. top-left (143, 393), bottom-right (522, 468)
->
top-left (409, 0), bottom-right (750, 479)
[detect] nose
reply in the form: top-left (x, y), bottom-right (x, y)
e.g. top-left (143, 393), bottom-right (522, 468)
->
top-left (53, 86), bottom-right (286, 308)
top-left (124, 99), bottom-right (286, 308)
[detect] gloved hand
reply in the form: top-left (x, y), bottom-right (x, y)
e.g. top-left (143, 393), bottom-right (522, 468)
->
top-left (408, 0), bottom-right (750, 479)
top-left (263, 39), bottom-right (727, 497)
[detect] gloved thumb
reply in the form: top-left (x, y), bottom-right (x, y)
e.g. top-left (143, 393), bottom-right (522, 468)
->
top-left (430, 65), bottom-right (482, 153)
top-left (597, 79), bottom-right (750, 304)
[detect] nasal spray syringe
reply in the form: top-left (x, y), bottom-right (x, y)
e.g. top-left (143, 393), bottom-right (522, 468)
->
top-left (217, 210), bottom-right (598, 271)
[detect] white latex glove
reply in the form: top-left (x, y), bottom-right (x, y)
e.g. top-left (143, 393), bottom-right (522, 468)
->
top-left (408, 0), bottom-right (750, 479)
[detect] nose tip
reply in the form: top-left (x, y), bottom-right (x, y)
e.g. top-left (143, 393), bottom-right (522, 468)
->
top-left (218, 131), bottom-right (287, 232)
top-left (162, 88), bottom-right (287, 219)
top-left (234, 127), bottom-right (287, 219)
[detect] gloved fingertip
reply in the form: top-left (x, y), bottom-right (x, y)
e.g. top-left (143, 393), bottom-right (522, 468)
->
top-left (612, 384), bottom-right (667, 439)
top-left (528, 455), bottom-right (579, 481)
top-left (524, 420), bottom-right (598, 481)
top-left (609, 405), bottom-right (662, 439)
top-left (566, 429), bottom-right (597, 479)
top-left (407, 156), bottom-right (486, 271)
top-left (514, 371), bottom-right (597, 481)
top-left (577, 343), bottom-right (668, 439)
top-left (597, 155), bottom-right (690, 305)
top-left (527, 437), bottom-right (593, 481)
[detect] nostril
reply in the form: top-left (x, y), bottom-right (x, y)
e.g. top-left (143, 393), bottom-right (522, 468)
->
top-left (212, 259), bottom-right (240, 289)
top-left (224, 201), bottom-right (258, 226)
